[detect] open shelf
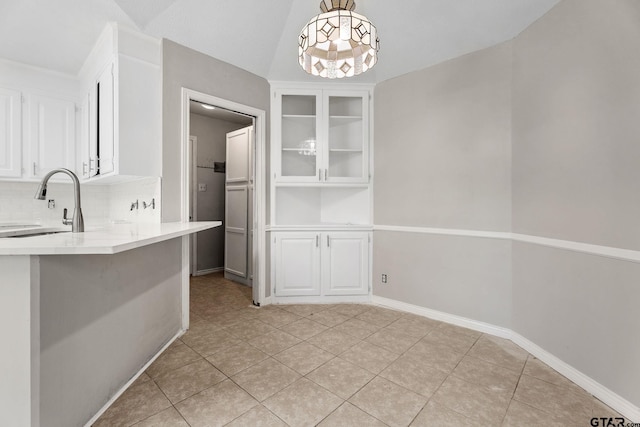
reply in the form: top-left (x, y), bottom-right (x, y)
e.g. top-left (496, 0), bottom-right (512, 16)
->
top-left (283, 114), bottom-right (316, 119)
top-left (275, 186), bottom-right (370, 226)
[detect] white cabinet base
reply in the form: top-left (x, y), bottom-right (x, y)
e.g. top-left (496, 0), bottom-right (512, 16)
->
top-left (272, 231), bottom-right (371, 301)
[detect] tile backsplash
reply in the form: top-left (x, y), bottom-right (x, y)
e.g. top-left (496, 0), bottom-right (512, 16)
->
top-left (0, 177), bottom-right (161, 227)
top-left (109, 177), bottom-right (161, 223)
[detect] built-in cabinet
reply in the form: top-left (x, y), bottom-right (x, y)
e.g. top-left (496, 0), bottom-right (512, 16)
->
top-left (78, 23), bottom-right (161, 182)
top-left (274, 88), bottom-right (369, 183)
top-left (273, 231), bottom-right (369, 297)
top-left (0, 86), bottom-right (76, 180)
top-left (0, 23), bottom-right (160, 184)
top-left (270, 84), bottom-right (373, 302)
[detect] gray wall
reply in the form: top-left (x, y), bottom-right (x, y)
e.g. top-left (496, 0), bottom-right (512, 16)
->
top-left (190, 113), bottom-right (246, 272)
top-left (162, 39), bottom-right (270, 222)
top-left (511, 0), bottom-right (640, 408)
top-left (373, 0), bottom-right (640, 412)
top-left (512, 0), bottom-right (640, 250)
top-left (374, 42), bottom-right (512, 231)
top-left (373, 41), bottom-right (513, 327)
top-left (39, 239), bottom-right (182, 427)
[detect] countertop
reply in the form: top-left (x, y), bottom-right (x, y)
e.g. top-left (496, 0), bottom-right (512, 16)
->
top-left (0, 221), bottom-right (221, 255)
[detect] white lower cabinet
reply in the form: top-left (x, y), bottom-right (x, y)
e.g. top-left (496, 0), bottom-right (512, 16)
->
top-left (274, 233), bottom-right (321, 296)
top-left (273, 231), bottom-right (370, 298)
top-left (322, 233), bottom-right (369, 296)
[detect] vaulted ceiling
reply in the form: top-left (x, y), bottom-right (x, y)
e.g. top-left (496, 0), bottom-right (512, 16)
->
top-left (0, 0), bottom-right (560, 83)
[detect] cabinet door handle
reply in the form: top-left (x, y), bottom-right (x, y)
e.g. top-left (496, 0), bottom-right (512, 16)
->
top-left (326, 235), bottom-right (330, 247)
top-left (324, 169), bottom-right (328, 181)
top-left (316, 235), bottom-right (319, 247)
top-left (33, 162), bottom-right (37, 176)
top-left (318, 169), bottom-right (321, 181)
top-left (82, 162), bottom-right (88, 175)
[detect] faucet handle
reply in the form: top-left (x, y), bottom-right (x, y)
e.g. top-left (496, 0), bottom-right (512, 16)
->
top-left (62, 208), bottom-right (72, 226)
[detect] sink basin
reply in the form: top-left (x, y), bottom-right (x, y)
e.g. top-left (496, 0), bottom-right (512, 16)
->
top-left (4, 231), bottom-right (70, 238)
top-left (0, 228), bottom-right (69, 238)
top-left (0, 224), bottom-right (41, 229)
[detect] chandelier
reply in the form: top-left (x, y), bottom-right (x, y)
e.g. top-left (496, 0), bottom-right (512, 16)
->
top-left (299, 0), bottom-right (379, 79)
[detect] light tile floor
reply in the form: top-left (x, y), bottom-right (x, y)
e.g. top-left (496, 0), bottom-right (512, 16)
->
top-left (94, 272), bottom-right (621, 426)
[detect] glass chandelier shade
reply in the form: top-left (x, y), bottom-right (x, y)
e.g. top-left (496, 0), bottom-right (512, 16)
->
top-left (299, 0), bottom-right (379, 79)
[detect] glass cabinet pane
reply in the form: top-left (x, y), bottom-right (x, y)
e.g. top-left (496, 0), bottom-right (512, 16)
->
top-left (327, 96), bottom-right (364, 179)
top-left (281, 95), bottom-right (318, 177)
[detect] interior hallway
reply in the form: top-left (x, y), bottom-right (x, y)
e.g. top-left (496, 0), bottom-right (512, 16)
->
top-left (93, 272), bottom-right (621, 426)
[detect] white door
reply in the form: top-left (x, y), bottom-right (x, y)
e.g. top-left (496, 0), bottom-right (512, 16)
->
top-left (322, 232), bottom-right (369, 295)
top-left (225, 185), bottom-right (248, 277)
top-left (26, 94), bottom-right (75, 178)
top-left (225, 126), bottom-right (253, 281)
top-left (0, 87), bottom-right (22, 177)
top-left (274, 233), bottom-right (321, 296)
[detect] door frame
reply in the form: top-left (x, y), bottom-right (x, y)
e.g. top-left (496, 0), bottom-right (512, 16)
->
top-left (189, 135), bottom-right (197, 276)
top-left (180, 88), bottom-right (267, 305)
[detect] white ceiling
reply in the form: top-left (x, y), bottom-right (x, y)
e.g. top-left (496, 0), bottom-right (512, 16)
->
top-left (0, 0), bottom-right (560, 83)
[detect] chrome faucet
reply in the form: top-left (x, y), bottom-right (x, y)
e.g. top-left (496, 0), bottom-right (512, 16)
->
top-left (34, 168), bottom-right (85, 232)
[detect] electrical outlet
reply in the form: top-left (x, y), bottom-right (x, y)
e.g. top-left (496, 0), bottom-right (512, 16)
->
top-left (47, 199), bottom-right (55, 209)
top-left (381, 274), bottom-right (388, 283)
top-left (198, 183), bottom-right (207, 192)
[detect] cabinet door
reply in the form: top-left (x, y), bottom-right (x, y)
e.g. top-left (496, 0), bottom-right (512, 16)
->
top-left (26, 94), bottom-right (76, 178)
top-left (324, 91), bottom-right (369, 183)
top-left (274, 233), bottom-right (321, 296)
top-left (79, 92), bottom-right (98, 179)
top-left (96, 62), bottom-right (115, 175)
top-left (322, 232), bottom-right (369, 296)
top-left (275, 90), bottom-right (323, 183)
top-left (0, 87), bottom-right (22, 177)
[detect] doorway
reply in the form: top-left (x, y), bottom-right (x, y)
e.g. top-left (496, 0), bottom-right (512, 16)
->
top-left (181, 89), bottom-right (267, 306)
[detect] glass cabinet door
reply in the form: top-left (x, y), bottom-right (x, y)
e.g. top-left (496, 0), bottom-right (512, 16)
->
top-left (280, 93), bottom-right (322, 180)
top-left (325, 92), bottom-right (368, 182)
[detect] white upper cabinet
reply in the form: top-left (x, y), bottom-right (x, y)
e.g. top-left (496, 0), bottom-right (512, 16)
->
top-left (273, 87), bottom-right (370, 184)
top-left (78, 23), bottom-right (162, 182)
top-left (0, 88), bottom-right (22, 178)
top-left (324, 91), bottom-right (368, 183)
top-left (25, 94), bottom-right (76, 179)
top-left (0, 85), bottom-right (77, 181)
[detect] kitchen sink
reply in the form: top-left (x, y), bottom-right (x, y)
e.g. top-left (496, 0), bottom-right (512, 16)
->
top-left (4, 231), bottom-right (70, 238)
top-left (0, 228), bottom-right (69, 238)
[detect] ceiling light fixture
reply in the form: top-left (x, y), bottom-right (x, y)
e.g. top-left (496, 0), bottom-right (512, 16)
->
top-left (299, 0), bottom-right (379, 79)
top-left (201, 104), bottom-right (215, 110)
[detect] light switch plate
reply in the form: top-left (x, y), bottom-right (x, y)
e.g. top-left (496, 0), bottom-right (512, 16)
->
top-left (198, 183), bottom-right (207, 192)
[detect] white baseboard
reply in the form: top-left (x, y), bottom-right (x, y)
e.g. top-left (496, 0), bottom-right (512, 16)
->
top-left (372, 295), bottom-right (640, 423)
top-left (510, 332), bottom-right (640, 423)
top-left (271, 294), bottom-right (371, 305)
top-left (84, 330), bottom-right (185, 427)
top-left (372, 295), bottom-right (511, 339)
top-left (194, 267), bottom-right (224, 276)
